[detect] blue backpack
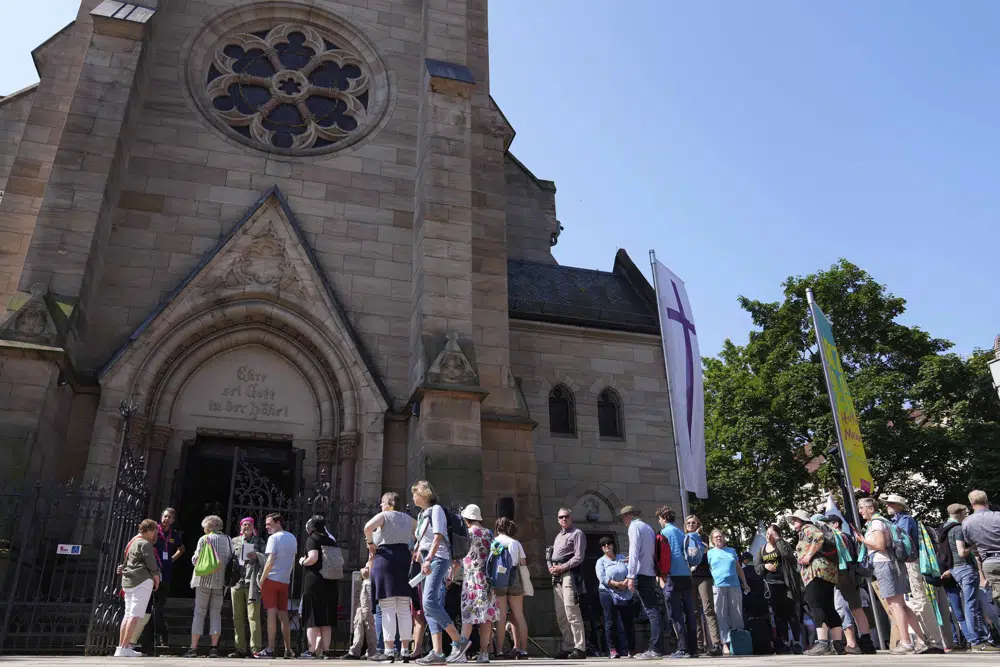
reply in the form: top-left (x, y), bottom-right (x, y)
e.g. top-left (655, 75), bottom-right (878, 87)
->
top-left (872, 514), bottom-right (916, 563)
top-left (486, 538), bottom-right (514, 590)
top-left (684, 533), bottom-right (706, 568)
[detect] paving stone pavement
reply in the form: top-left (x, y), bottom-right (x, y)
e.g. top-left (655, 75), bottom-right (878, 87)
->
top-left (0, 655), bottom-right (996, 666)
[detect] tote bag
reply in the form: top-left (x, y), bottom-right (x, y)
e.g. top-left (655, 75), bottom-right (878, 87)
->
top-left (194, 538), bottom-right (221, 577)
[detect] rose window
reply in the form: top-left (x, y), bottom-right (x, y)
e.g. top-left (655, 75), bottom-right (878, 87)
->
top-left (206, 24), bottom-right (370, 151)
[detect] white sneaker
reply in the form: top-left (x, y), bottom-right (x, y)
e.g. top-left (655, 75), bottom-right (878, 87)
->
top-left (113, 647), bottom-right (126, 657)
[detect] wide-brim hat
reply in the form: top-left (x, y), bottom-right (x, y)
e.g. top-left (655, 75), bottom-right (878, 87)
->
top-left (881, 493), bottom-right (909, 508)
top-left (461, 504), bottom-right (483, 521)
top-left (785, 509), bottom-right (814, 524)
top-left (618, 505), bottom-right (640, 517)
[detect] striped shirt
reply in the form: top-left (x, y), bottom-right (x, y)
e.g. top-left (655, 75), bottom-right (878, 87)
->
top-left (192, 532), bottom-right (233, 590)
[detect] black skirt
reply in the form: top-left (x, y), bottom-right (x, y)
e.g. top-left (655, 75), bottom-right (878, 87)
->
top-left (372, 543), bottom-right (413, 601)
top-left (302, 575), bottom-right (338, 628)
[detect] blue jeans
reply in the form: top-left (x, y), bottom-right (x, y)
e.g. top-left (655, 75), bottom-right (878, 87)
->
top-left (664, 575), bottom-right (698, 654)
top-left (946, 586), bottom-right (971, 645)
top-left (421, 557), bottom-right (453, 636)
top-left (952, 565), bottom-right (987, 645)
top-left (598, 589), bottom-right (633, 655)
top-left (635, 575), bottom-right (664, 654)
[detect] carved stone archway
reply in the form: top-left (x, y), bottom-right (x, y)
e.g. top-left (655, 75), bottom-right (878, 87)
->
top-left (87, 190), bottom-right (389, 502)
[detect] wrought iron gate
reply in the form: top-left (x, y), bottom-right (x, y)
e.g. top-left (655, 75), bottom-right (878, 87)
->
top-left (0, 401), bottom-right (149, 656)
top-left (226, 449), bottom-right (378, 652)
top-left (84, 422), bottom-right (150, 656)
top-left (0, 480), bottom-right (111, 654)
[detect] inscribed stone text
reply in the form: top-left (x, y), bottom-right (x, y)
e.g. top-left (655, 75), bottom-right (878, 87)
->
top-left (207, 365), bottom-right (289, 420)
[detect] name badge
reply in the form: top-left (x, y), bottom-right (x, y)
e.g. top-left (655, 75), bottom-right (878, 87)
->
top-left (162, 551), bottom-right (169, 560)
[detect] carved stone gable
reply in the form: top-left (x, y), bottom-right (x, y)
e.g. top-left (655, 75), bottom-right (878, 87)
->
top-left (424, 331), bottom-right (478, 386)
top-left (0, 284), bottom-right (69, 347)
top-left (195, 194), bottom-right (317, 302)
top-left (209, 222), bottom-right (305, 297)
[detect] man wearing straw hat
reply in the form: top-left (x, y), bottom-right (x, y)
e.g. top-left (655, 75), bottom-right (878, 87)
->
top-left (882, 493), bottom-right (946, 653)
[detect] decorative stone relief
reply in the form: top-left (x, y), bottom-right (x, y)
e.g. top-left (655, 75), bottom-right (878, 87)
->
top-left (338, 431), bottom-right (359, 461)
top-left (0, 284), bottom-right (67, 346)
top-left (425, 332), bottom-right (478, 386)
top-left (148, 423), bottom-right (173, 452)
top-left (316, 438), bottom-right (335, 465)
top-left (205, 23), bottom-right (370, 152)
top-left (125, 414), bottom-right (149, 454)
top-left (207, 223), bottom-right (305, 297)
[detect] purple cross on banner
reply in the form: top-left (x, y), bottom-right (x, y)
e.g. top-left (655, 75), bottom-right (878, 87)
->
top-left (652, 259), bottom-right (708, 500)
top-left (666, 280), bottom-right (697, 443)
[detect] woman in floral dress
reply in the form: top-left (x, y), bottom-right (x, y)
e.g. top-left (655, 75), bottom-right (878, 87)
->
top-left (453, 504), bottom-right (498, 664)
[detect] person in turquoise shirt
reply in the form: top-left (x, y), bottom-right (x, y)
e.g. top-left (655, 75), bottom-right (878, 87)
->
top-left (707, 529), bottom-right (750, 652)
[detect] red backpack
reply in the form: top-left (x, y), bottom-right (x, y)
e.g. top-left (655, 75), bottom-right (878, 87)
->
top-left (654, 533), bottom-right (673, 576)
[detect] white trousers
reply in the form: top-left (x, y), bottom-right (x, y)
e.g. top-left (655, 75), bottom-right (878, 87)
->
top-left (379, 596), bottom-right (413, 648)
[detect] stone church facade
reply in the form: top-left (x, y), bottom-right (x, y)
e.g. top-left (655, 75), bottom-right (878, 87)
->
top-left (0, 0), bottom-right (680, 571)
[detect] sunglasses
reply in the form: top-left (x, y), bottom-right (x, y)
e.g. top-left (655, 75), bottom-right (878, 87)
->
top-left (558, 515), bottom-right (570, 520)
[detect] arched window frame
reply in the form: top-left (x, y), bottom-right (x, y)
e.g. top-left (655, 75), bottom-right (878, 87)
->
top-left (548, 384), bottom-right (576, 436)
top-left (597, 388), bottom-right (625, 440)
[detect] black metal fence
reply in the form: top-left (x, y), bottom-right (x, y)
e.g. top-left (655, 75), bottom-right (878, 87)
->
top-left (0, 442), bottom-right (382, 656)
top-left (0, 480), bottom-right (112, 654)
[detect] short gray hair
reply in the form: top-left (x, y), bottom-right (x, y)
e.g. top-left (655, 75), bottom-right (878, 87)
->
top-left (202, 515), bottom-right (223, 532)
top-left (857, 498), bottom-right (877, 511)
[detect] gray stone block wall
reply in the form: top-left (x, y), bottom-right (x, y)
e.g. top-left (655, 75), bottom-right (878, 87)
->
top-left (509, 320), bottom-right (682, 546)
top-left (504, 155), bottom-right (558, 264)
top-left (0, 89), bottom-right (34, 199)
top-left (74, 0), bottom-right (424, 398)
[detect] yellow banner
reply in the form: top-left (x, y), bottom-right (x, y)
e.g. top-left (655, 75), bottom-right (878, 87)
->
top-left (811, 302), bottom-right (873, 493)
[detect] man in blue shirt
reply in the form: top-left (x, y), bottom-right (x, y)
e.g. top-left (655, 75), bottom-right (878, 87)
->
top-left (884, 493), bottom-right (945, 652)
top-left (656, 505), bottom-right (699, 659)
top-left (620, 505), bottom-right (665, 659)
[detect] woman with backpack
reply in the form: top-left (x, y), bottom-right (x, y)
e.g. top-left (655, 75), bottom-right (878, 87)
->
top-left (492, 517), bottom-right (529, 659)
top-left (786, 509), bottom-right (844, 656)
top-left (453, 504), bottom-right (498, 664)
top-left (856, 498), bottom-right (929, 655)
top-left (754, 523), bottom-right (803, 654)
top-left (364, 491), bottom-right (418, 661)
top-left (184, 514), bottom-right (233, 658)
top-left (298, 515), bottom-right (340, 659)
top-left (412, 480), bottom-right (468, 665)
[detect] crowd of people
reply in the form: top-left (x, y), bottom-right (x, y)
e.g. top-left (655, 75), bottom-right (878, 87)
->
top-left (110, 483), bottom-right (1000, 660)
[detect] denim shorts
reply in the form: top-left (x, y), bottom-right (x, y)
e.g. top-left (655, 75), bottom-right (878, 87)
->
top-left (874, 560), bottom-right (909, 598)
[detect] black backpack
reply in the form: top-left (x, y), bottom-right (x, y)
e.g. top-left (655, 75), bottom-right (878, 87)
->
top-left (931, 522), bottom-right (957, 573)
top-left (446, 508), bottom-right (470, 557)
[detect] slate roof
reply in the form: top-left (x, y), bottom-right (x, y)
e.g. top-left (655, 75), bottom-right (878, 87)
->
top-left (507, 250), bottom-right (660, 334)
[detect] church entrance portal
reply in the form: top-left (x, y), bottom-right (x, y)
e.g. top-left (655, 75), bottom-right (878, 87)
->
top-left (171, 436), bottom-right (301, 597)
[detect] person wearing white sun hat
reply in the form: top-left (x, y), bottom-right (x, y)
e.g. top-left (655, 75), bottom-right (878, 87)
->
top-left (449, 504), bottom-right (498, 664)
top-left (881, 493), bottom-right (946, 653)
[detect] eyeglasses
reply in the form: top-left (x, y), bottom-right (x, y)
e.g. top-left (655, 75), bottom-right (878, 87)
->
top-left (557, 515), bottom-right (570, 520)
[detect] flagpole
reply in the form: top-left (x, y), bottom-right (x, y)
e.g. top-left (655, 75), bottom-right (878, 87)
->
top-left (650, 249), bottom-right (690, 521)
top-left (807, 288), bottom-right (887, 649)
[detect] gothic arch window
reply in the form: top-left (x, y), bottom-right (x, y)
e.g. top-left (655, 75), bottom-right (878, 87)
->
top-left (598, 388), bottom-right (624, 439)
top-left (548, 385), bottom-right (576, 436)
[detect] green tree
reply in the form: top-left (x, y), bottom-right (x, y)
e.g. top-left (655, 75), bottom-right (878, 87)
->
top-left (911, 350), bottom-right (1000, 519)
top-left (693, 259), bottom-right (951, 534)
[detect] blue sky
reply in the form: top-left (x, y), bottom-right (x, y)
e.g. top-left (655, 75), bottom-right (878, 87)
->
top-left (3, 1), bottom-right (997, 358)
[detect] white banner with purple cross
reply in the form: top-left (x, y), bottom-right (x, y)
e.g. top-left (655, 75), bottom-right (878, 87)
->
top-left (652, 259), bottom-right (708, 499)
